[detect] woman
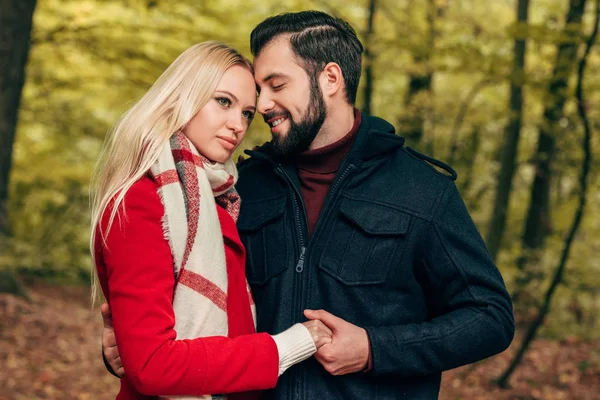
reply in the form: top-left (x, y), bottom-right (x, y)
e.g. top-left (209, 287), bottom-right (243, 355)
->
top-left (90, 42), bottom-right (331, 400)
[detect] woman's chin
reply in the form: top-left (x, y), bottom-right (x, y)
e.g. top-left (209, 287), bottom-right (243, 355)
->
top-left (209, 152), bottom-right (232, 164)
top-left (197, 147), bottom-right (232, 164)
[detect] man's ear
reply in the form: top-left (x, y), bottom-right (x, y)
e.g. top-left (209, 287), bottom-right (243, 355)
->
top-left (320, 62), bottom-right (344, 98)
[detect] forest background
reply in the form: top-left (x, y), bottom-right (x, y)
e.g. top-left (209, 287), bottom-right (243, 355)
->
top-left (1, 0), bottom-right (600, 399)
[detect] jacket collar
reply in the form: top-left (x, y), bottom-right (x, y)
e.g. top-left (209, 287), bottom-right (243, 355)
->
top-left (350, 114), bottom-right (405, 162)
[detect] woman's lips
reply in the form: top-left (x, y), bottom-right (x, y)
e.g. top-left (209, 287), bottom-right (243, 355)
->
top-left (217, 136), bottom-right (236, 150)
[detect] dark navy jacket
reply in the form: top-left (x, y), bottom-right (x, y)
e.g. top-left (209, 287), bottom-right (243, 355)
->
top-left (236, 115), bottom-right (514, 399)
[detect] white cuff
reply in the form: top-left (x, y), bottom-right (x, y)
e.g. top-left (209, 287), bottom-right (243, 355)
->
top-left (271, 323), bottom-right (316, 376)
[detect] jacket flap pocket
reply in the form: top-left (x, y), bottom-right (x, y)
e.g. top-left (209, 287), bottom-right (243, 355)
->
top-left (340, 197), bottom-right (412, 235)
top-left (319, 257), bottom-right (387, 286)
top-left (237, 196), bottom-right (285, 231)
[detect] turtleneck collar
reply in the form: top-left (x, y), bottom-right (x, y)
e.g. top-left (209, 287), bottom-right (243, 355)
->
top-left (294, 109), bottom-right (361, 174)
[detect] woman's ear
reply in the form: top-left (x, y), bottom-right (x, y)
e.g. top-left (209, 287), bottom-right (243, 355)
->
top-left (320, 62), bottom-right (344, 98)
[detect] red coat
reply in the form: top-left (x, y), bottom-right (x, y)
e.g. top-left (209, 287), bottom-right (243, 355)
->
top-left (94, 176), bottom-right (279, 400)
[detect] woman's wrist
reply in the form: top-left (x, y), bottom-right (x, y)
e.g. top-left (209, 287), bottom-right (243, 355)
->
top-left (271, 323), bottom-right (316, 376)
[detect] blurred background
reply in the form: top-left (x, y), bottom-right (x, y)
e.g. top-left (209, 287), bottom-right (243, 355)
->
top-left (1, 0), bottom-right (600, 399)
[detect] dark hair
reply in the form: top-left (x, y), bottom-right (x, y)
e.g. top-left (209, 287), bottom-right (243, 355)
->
top-left (250, 10), bottom-right (363, 105)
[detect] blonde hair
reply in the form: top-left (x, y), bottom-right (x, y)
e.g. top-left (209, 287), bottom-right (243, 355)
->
top-left (89, 41), bottom-right (252, 305)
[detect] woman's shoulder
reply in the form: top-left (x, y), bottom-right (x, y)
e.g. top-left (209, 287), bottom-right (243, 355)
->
top-left (126, 174), bottom-right (160, 201)
top-left (121, 174), bottom-right (161, 206)
top-left (100, 175), bottom-right (163, 231)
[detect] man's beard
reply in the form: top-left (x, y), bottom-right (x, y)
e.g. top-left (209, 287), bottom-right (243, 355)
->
top-left (270, 77), bottom-right (327, 156)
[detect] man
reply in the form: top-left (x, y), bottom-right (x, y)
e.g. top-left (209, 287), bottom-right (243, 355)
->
top-left (103, 10), bottom-right (514, 399)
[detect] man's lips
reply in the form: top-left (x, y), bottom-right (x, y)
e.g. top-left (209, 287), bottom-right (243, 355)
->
top-left (265, 113), bottom-right (290, 127)
top-left (267, 116), bottom-right (288, 128)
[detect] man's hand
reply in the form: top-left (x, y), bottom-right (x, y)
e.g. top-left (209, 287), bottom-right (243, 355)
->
top-left (301, 319), bottom-right (333, 348)
top-left (304, 309), bottom-right (370, 376)
top-left (101, 303), bottom-right (125, 377)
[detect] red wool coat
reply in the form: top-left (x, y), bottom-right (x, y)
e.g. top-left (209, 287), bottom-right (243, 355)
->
top-left (94, 176), bottom-right (279, 400)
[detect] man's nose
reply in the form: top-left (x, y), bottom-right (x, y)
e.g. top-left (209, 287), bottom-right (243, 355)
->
top-left (257, 91), bottom-right (274, 115)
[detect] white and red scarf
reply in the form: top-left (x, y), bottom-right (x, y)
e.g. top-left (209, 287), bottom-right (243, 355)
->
top-left (150, 132), bottom-right (254, 400)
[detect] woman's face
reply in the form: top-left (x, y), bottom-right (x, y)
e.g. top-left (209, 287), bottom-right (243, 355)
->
top-left (183, 65), bottom-right (256, 163)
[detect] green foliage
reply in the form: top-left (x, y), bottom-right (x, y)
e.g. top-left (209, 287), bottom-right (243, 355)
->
top-left (3, 0), bottom-right (600, 338)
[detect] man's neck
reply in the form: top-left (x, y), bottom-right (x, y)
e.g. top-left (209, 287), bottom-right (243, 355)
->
top-left (309, 104), bottom-right (355, 150)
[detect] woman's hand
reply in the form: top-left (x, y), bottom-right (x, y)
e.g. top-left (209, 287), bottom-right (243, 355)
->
top-left (101, 303), bottom-right (125, 377)
top-left (302, 319), bottom-right (333, 348)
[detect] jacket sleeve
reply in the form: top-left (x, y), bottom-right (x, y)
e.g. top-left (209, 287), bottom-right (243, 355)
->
top-left (365, 181), bottom-right (515, 376)
top-left (101, 179), bottom-right (279, 396)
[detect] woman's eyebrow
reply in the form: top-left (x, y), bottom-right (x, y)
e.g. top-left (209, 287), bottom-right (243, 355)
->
top-left (215, 90), bottom-right (238, 103)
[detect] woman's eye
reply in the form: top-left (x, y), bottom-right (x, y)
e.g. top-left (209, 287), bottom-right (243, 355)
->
top-left (273, 84), bottom-right (284, 90)
top-left (242, 110), bottom-right (255, 120)
top-left (216, 97), bottom-right (231, 107)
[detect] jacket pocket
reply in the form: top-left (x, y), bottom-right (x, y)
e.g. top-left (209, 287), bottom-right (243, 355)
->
top-left (319, 196), bottom-right (412, 286)
top-left (237, 196), bottom-right (289, 286)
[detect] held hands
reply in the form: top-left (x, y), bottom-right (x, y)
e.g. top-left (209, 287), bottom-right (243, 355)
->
top-left (301, 319), bottom-right (333, 348)
top-left (304, 309), bottom-right (370, 376)
top-left (101, 303), bottom-right (125, 377)
top-left (101, 303), bottom-right (367, 377)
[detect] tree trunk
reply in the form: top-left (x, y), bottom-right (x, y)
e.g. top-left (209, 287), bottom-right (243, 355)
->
top-left (398, 0), bottom-right (437, 152)
top-left (0, 268), bottom-right (28, 298)
top-left (486, 0), bottom-right (530, 262)
top-left (361, 0), bottom-right (377, 116)
top-left (458, 125), bottom-right (482, 198)
top-left (401, 70), bottom-right (432, 145)
top-left (514, 0), bottom-right (586, 296)
top-left (497, 0), bottom-right (598, 386)
top-left (0, 0), bottom-right (37, 236)
top-left (0, 0), bottom-right (38, 296)
top-left (447, 78), bottom-right (493, 166)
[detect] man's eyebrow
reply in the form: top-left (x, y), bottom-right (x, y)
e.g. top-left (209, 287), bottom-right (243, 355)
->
top-left (263, 72), bottom-right (290, 82)
top-left (256, 72), bottom-right (289, 94)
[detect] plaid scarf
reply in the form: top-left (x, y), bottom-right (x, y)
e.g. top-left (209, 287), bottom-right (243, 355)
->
top-left (150, 132), bottom-right (253, 400)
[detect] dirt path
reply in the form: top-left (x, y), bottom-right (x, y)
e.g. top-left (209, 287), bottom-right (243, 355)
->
top-left (1, 282), bottom-right (599, 399)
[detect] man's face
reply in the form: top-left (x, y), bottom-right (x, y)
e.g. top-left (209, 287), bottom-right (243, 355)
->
top-left (253, 37), bottom-right (327, 155)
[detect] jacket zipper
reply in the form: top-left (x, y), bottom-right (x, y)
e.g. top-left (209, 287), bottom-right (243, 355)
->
top-left (328, 164), bottom-right (353, 203)
top-left (276, 164), bottom-right (307, 400)
top-left (275, 161), bottom-right (354, 400)
top-left (305, 162), bottom-right (354, 253)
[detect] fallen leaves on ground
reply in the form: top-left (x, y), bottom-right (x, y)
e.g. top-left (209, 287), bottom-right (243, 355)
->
top-left (1, 282), bottom-right (599, 399)
top-left (0, 282), bottom-right (119, 400)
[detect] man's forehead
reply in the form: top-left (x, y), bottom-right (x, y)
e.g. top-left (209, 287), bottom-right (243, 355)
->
top-left (256, 34), bottom-right (292, 55)
top-left (253, 40), bottom-right (303, 82)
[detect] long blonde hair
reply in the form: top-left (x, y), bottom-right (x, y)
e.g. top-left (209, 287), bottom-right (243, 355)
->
top-left (89, 41), bottom-right (252, 304)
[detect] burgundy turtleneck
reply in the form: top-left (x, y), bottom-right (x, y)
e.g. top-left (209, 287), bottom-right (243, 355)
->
top-left (295, 109), bottom-right (361, 235)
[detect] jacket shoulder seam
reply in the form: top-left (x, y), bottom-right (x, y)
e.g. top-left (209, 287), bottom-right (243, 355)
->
top-left (402, 147), bottom-right (457, 181)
